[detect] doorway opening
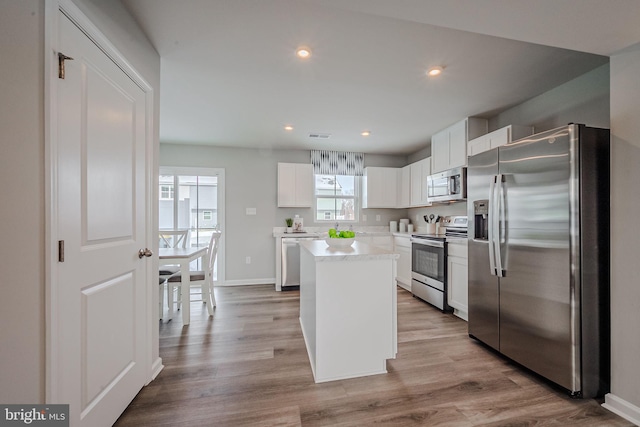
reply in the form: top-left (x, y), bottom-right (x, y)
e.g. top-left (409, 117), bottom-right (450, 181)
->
top-left (159, 167), bottom-right (225, 282)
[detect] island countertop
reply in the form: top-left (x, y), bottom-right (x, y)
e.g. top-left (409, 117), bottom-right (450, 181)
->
top-left (299, 240), bottom-right (399, 262)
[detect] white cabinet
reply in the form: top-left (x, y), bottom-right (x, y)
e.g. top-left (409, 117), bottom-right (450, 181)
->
top-left (356, 234), bottom-right (393, 251)
top-left (394, 235), bottom-right (411, 291)
top-left (277, 163), bottom-right (313, 207)
top-left (409, 157), bottom-right (431, 207)
top-left (431, 118), bottom-right (488, 173)
top-left (362, 167), bottom-right (399, 208)
top-left (467, 125), bottom-right (533, 157)
top-left (397, 165), bottom-right (411, 208)
top-left (447, 239), bottom-right (468, 321)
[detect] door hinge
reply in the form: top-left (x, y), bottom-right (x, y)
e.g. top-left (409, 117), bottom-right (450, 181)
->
top-left (58, 240), bottom-right (65, 262)
top-left (58, 52), bottom-right (74, 79)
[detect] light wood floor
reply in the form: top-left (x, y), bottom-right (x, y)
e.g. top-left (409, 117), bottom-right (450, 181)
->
top-left (115, 285), bottom-right (631, 426)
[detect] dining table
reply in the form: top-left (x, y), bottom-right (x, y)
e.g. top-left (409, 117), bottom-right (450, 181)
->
top-left (159, 246), bottom-right (210, 325)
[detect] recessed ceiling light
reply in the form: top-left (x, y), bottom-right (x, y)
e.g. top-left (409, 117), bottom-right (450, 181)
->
top-left (296, 46), bottom-right (312, 59)
top-left (361, 130), bottom-right (371, 137)
top-left (427, 66), bottom-right (444, 77)
top-left (284, 125), bottom-right (294, 131)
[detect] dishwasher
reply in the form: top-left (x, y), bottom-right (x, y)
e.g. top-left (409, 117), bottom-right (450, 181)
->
top-left (281, 235), bottom-right (319, 289)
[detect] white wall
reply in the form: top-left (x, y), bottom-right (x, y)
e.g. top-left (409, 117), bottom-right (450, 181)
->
top-left (0, 0), bottom-right (46, 403)
top-left (607, 42), bottom-right (640, 417)
top-left (0, 0), bottom-right (159, 404)
top-left (160, 144), bottom-right (408, 283)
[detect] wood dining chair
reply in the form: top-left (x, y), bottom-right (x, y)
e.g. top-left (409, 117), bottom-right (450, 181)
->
top-left (167, 230), bottom-right (221, 314)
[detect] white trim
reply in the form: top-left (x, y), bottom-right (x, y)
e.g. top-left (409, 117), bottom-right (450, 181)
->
top-left (603, 394), bottom-right (640, 426)
top-left (221, 278), bottom-right (276, 287)
top-left (45, 0), bottom-right (158, 403)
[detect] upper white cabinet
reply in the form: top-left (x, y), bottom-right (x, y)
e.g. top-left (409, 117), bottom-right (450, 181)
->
top-left (363, 167), bottom-right (399, 208)
top-left (397, 165), bottom-right (411, 208)
top-left (410, 157), bottom-right (431, 207)
top-left (277, 163), bottom-right (313, 207)
top-left (467, 124), bottom-right (534, 157)
top-left (431, 118), bottom-right (488, 173)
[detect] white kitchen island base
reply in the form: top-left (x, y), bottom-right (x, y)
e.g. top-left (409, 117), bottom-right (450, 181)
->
top-left (299, 240), bottom-right (398, 383)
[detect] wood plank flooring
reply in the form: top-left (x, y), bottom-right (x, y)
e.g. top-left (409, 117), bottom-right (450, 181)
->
top-left (115, 285), bottom-right (632, 426)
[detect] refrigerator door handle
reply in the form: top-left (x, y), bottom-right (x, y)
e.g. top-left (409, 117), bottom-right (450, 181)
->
top-left (488, 175), bottom-right (498, 276)
top-left (495, 174), bottom-right (505, 277)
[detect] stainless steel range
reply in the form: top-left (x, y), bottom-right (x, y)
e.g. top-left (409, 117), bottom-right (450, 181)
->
top-left (410, 215), bottom-right (467, 311)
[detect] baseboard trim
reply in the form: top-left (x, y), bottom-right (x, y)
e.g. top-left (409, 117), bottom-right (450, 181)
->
top-left (603, 393), bottom-right (640, 426)
top-left (219, 278), bottom-right (276, 287)
top-left (148, 357), bottom-right (164, 385)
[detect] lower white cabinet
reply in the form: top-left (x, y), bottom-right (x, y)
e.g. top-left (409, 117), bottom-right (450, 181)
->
top-left (393, 235), bottom-right (411, 291)
top-left (356, 234), bottom-right (393, 251)
top-left (447, 240), bottom-right (468, 321)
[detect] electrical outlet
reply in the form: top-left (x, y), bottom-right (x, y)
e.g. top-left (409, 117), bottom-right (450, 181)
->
top-left (246, 256), bottom-right (251, 264)
top-left (376, 215), bottom-right (381, 221)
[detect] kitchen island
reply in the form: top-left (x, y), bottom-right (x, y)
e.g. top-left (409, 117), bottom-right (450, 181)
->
top-left (299, 240), bottom-right (399, 383)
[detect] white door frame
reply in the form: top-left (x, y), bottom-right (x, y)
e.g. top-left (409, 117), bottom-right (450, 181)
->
top-left (44, 0), bottom-right (160, 405)
top-left (159, 166), bottom-right (226, 285)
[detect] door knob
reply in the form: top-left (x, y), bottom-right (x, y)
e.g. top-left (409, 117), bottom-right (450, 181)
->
top-left (138, 248), bottom-right (153, 258)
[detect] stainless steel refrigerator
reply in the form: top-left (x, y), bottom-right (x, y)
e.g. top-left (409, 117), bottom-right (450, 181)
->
top-left (467, 124), bottom-right (610, 398)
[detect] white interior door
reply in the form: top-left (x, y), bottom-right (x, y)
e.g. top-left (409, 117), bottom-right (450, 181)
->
top-left (54, 11), bottom-right (148, 426)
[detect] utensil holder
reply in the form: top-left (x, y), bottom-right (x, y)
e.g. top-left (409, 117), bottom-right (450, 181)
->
top-left (426, 223), bottom-right (436, 234)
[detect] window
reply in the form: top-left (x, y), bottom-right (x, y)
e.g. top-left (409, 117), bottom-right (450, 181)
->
top-left (203, 211), bottom-right (212, 221)
top-left (159, 184), bottom-right (174, 200)
top-left (314, 174), bottom-right (358, 222)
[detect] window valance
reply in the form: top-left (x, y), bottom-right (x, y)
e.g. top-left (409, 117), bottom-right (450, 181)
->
top-left (310, 150), bottom-right (364, 176)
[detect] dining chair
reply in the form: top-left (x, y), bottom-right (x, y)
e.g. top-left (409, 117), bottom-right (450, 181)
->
top-left (158, 229), bottom-right (189, 277)
top-left (167, 230), bottom-right (221, 313)
top-left (158, 229), bottom-right (189, 320)
top-left (159, 229), bottom-right (190, 249)
top-left (159, 276), bottom-right (168, 319)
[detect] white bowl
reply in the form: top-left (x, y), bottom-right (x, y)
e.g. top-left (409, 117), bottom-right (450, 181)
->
top-left (325, 237), bottom-right (355, 248)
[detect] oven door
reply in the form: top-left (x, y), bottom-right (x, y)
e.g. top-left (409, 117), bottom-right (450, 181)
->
top-left (411, 239), bottom-right (445, 284)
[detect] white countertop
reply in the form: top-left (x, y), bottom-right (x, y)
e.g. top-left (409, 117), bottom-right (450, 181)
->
top-left (299, 240), bottom-right (399, 262)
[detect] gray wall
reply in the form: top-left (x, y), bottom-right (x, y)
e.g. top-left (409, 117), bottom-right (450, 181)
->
top-left (0, 0), bottom-right (159, 404)
top-left (160, 144), bottom-right (408, 283)
top-left (0, 0), bottom-right (45, 403)
top-left (489, 64), bottom-right (610, 133)
top-left (408, 64), bottom-right (611, 229)
top-left (609, 42), bottom-right (640, 413)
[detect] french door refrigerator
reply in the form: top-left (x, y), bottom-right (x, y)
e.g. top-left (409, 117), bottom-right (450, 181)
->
top-left (467, 124), bottom-right (610, 398)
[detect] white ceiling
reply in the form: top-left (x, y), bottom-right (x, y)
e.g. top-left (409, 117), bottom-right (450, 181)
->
top-left (121, 0), bottom-right (640, 155)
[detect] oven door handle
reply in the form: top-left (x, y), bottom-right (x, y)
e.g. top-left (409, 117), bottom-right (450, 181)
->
top-left (411, 239), bottom-right (445, 248)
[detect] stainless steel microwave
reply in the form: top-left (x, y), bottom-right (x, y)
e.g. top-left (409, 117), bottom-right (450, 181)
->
top-left (426, 166), bottom-right (467, 203)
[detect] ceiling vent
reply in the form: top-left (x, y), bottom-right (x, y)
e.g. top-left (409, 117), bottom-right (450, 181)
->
top-left (308, 133), bottom-right (332, 139)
